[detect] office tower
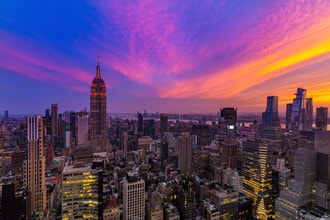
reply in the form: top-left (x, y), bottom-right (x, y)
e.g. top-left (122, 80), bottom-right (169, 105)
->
top-left (23, 116), bottom-right (46, 216)
top-left (4, 110), bottom-right (8, 120)
top-left (90, 55), bottom-right (108, 152)
top-left (220, 107), bottom-right (237, 139)
top-left (275, 148), bottom-right (316, 219)
top-left (222, 139), bottom-right (238, 169)
top-left (316, 107), bottom-right (328, 130)
top-left (144, 119), bottom-right (155, 138)
top-left (64, 125), bottom-right (71, 148)
top-left (62, 163), bottom-right (103, 219)
top-left (178, 177), bottom-right (197, 220)
top-left (58, 114), bottom-right (67, 148)
top-left (70, 111), bottom-right (76, 147)
top-left (285, 103), bottom-right (292, 129)
top-left (178, 132), bottom-right (193, 175)
top-left (304, 98), bottom-right (313, 130)
top-left (262, 96), bottom-right (280, 126)
top-left (43, 109), bottom-right (52, 136)
top-left (77, 110), bottom-right (89, 146)
top-left (288, 88), bottom-right (313, 132)
top-left (160, 114), bottom-right (168, 136)
top-left (51, 103), bottom-right (58, 147)
top-left (123, 172), bottom-right (145, 220)
top-left (242, 139), bottom-right (273, 219)
top-left (137, 113), bottom-right (143, 134)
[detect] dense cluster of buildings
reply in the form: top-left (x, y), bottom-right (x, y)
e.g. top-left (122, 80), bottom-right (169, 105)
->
top-left (0, 59), bottom-right (329, 219)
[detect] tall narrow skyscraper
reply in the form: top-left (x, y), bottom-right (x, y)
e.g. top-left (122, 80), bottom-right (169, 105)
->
top-left (304, 98), bottom-right (313, 130)
top-left (242, 139), bottom-right (273, 219)
top-left (285, 103), bottom-right (292, 129)
top-left (316, 107), bottom-right (328, 131)
top-left (262, 96), bottom-right (279, 126)
top-left (160, 113), bottom-right (168, 136)
top-left (178, 132), bottom-right (193, 175)
top-left (90, 55), bottom-right (109, 152)
top-left (123, 172), bottom-right (145, 220)
top-left (51, 103), bottom-right (58, 147)
top-left (23, 116), bottom-right (46, 217)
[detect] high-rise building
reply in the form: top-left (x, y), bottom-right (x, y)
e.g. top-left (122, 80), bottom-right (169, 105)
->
top-left (144, 119), bottom-right (155, 138)
top-left (275, 148), bottom-right (316, 219)
top-left (4, 110), bottom-right (8, 120)
top-left (304, 98), bottom-right (313, 130)
top-left (178, 132), bottom-right (193, 175)
top-left (287, 88), bottom-right (314, 132)
top-left (285, 103), bottom-right (292, 129)
top-left (62, 163), bottom-right (103, 219)
top-left (123, 172), bottom-right (145, 220)
top-left (316, 107), bottom-right (328, 131)
top-left (137, 113), bottom-right (144, 135)
top-left (178, 177), bottom-right (197, 220)
top-left (90, 55), bottom-right (108, 152)
top-left (23, 116), bottom-right (46, 216)
top-left (77, 110), bottom-right (89, 146)
top-left (51, 103), bottom-right (58, 147)
top-left (222, 139), bottom-right (238, 170)
top-left (43, 109), bottom-right (52, 136)
top-left (160, 114), bottom-right (168, 136)
top-left (70, 111), bottom-right (76, 147)
top-left (262, 96), bottom-right (280, 126)
top-left (242, 139), bottom-right (273, 219)
top-left (220, 107), bottom-right (237, 139)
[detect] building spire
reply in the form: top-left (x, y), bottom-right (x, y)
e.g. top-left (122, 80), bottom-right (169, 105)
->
top-left (96, 51), bottom-right (101, 78)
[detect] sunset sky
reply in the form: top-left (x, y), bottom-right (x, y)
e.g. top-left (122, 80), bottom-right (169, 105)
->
top-left (1, 1), bottom-right (330, 115)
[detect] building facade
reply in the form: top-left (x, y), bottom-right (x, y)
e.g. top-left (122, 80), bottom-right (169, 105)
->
top-left (23, 116), bottom-right (46, 216)
top-left (242, 139), bottom-right (273, 219)
top-left (62, 163), bottom-right (103, 219)
top-left (123, 172), bottom-right (145, 220)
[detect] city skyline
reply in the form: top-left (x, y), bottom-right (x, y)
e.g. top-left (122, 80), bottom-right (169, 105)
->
top-left (1, 1), bottom-right (330, 114)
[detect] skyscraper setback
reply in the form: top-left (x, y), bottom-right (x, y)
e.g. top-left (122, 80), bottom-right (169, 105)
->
top-left (90, 56), bottom-right (109, 152)
top-left (286, 88), bottom-right (313, 132)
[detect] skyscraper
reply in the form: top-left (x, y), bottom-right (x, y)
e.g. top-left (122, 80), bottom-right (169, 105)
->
top-left (242, 139), bottom-right (273, 219)
top-left (90, 55), bottom-right (108, 152)
top-left (316, 107), bottom-right (328, 131)
top-left (287, 88), bottom-right (314, 133)
top-left (137, 113), bottom-right (144, 135)
top-left (178, 132), bottom-right (193, 175)
top-left (70, 111), bottom-right (76, 147)
top-left (23, 116), bottom-right (46, 216)
top-left (160, 113), bottom-right (168, 136)
top-left (4, 110), bottom-right (8, 120)
top-left (62, 163), bottom-right (103, 219)
top-left (220, 107), bottom-right (237, 139)
top-left (51, 103), bottom-right (58, 147)
top-left (285, 103), bottom-right (292, 129)
top-left (262, 96), bottom-right (279, 126)
top-left (77, 110), bottom-right (89, 146)
top-left (304, 98), bottom-right (313, 130)
top-left (123, 172), bottom-right (145, 220)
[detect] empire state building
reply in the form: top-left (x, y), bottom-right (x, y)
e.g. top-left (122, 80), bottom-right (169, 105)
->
top-left (90, 55), bottom-right (109, 152)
